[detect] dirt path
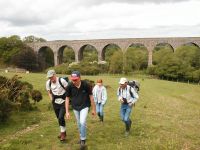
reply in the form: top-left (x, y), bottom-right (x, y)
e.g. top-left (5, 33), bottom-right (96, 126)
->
top-left (0, 124), bottom-right (40, 144)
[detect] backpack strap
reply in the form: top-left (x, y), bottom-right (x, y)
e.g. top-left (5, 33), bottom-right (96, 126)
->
top-left (58, 77), bottom-right (66, 90)
top-left (129, 86), bottom-right (134, 98)
top-left (49, 77), bottom-right (66, 91)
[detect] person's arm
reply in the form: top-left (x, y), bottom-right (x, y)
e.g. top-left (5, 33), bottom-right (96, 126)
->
top-left (65, 96), bottom-right (70, 119)
top-left (46, 80), bottom-right (53, 101)
top-left (117, 87), bottom-right (124, 103)
top-left (89, 95), bottom-right (96, 116)
top-left (102, 87), bottom-right (107, 105)
top-left (47, 91), bottom-right (53, 101)
top-left (92, 85), bottom-right (97, 104)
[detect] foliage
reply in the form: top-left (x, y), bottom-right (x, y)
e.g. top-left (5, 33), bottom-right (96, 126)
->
top-left (0, 35), bottom-right (24, 64)
top-left (31, 90), bottom-right (43, 104)
top-left (125, 47), bottom-right (148, 71)
top-left (150, 44), bottom-right (200, 83)
top-left (22, 35), bottom-right (46, 43)
top-left (0, 89), bottom-right (14, 122)
top-left (11, 46), bottom-right (39, 71)
top-left (109, 51), bottom-right (123, 73)
top-left (0, 75), bottom-right (42, 122)
top-left (38, 47), bottom-right (54, 70)
top-left (63, 47), bottom-right (75, 63)
top-left (82, 45), bottom-right (98, 62)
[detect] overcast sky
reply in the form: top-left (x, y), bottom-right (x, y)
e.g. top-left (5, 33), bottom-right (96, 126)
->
top-left (0, 0), bottom-right (200, 41)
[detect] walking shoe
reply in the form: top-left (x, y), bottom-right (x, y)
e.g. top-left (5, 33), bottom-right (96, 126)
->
top-left (57, 133), bottom-right (61, 139)
top-left (125, 122), bottom-right (129, 132)
top-left (100, 116), bottom-right (104, 122)
top-left (129, 120), bottom-right (132, 130)
top-left (80, 140), bottom-right (86, 149)
top-left (60, 132), bottom-right (66, 141)
top-left (125, 131), bottom-right (129, 137)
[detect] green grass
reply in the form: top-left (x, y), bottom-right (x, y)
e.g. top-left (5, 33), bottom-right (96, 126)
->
top-left (0, 72), bottom-right (200, 150)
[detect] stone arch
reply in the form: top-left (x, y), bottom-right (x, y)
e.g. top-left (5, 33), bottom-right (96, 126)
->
top-left (182, 42), bottom-right (200, 48)
top-left (101, 43), bottom-right (122, 61)
top-left (152, 43), bottom-right (174, 65)
top-left (38, 46), bottom-right (54, 68)
top-left (57, 45), bottom-right (75, 64)
top-left (154, 42), bottom-right (175, 52)
top-left (125, 43), bottom-right (148, 70)
top-left (78, 44), bottom-right (98, 62)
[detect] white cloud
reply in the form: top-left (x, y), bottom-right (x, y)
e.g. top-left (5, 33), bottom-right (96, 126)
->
top-left (0, 0), bottom-right (199, 40)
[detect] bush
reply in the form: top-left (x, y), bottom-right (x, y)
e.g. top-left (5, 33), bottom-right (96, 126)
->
top-left (0, 75), bottom-right (43, 122)
top-left (31, 90), bottom-right (43, 104)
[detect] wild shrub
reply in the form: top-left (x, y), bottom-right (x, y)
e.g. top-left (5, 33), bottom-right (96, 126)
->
top-left (0, 75), bottom-right (43, 122)
top-left (31, 90), bottom-right (43, 104)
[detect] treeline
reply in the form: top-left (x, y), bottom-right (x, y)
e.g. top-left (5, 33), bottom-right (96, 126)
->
top-left (148, 45), bottom-right (200, 83)
top-left (0, 35), bottom-right (48, 71)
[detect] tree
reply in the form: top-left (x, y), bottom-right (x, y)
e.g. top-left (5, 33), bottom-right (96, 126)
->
top-left (63, 47), bottom-right (75, 63)
top-left (23, 35), bottom-right (46, 43)
top-left (109, 51), bottom-right (123, 73)
top-left (11, 46), bottom-right (38, 71)
top-left (0, 35), bottom-right (24, 64)
top-left (125, 47), bottom-right (148, 71)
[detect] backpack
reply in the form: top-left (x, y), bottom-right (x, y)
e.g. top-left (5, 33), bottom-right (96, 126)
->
top-left (118, 80), bottom-right (140, 98)
top-left (127, 80), bottom-right (140, 93)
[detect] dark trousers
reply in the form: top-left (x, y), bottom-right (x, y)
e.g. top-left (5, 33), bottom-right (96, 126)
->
top-left (53, 103), bottom-right (66, 126)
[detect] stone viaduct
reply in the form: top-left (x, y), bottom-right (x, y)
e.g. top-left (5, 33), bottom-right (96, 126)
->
top-left (27, 37), bottom-right (200, 66)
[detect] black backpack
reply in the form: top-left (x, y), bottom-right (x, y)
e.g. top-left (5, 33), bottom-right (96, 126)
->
top-left (127, 80), bottom-right (140, 93)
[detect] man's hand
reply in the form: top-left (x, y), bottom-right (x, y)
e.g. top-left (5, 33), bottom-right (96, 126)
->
top-left (120, 99), bottom-right (124, 103)
top-left (91, 109), bottom-right (96, 116)
top-left (66, 112), bottom-right (70, 120)
top-left (128, 102), bottom-right (134, 107)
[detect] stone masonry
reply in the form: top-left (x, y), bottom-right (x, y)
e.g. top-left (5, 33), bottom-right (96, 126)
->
top-left (27, 37), bottom-right (200, 66)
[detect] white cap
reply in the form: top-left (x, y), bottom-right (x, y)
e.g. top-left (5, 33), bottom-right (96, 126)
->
top-left (119, 77), bottom-right (127, 84)
top-left (46, 70), bottom-right (55, 78)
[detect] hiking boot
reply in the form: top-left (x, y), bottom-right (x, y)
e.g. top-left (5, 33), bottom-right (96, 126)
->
top-left (80, 140), bottom-right (86, 149)
top-left (57, 133), bottom-right (61, 139)
top-left (100, 116), bottom-right (104, 122)
top-left (125, 122), bottom-right (130, 132)
top-left (125, 131), bottom-right (129, 137)
top-left (129, 120), bottom-right (132, 130)
top-left (60, 132), bottom-right (66, 141)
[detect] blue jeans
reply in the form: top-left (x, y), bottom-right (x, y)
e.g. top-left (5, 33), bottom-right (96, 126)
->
top-left (120, 104), bottom-right (132, 125)
top-left (73, 107), bottom-right (89, 140)
top-left (96, 103), bottom-right (104, 116)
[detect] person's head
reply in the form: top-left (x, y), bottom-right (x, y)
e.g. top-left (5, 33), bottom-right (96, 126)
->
top-left (47, 70), bottom-right (56, 83)
top-left (119, 77), bottom-right (127, 89)
top-left (96, 79), bottom-right (103, 86)
top-left (71, 71), bottom-right (81, 86)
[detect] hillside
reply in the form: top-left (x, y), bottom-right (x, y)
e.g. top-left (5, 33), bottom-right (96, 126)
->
top-left (0, 72), bottom-right (200, 150)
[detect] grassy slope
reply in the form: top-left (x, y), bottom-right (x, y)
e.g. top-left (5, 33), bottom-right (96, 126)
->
top-left (0, 72), bottom-right (200, 150)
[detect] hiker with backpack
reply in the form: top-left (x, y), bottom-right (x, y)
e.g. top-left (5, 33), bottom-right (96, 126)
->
top-left (65, 71), bottom-right (96, 149)
top-left (92, 79), bottom-right (107, 122)
top-left (46, 70), bottom-right (68, 141)
top-left (117, 77), bottom-right (139, 136)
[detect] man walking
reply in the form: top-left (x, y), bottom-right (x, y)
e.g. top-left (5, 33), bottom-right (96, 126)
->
top-left (46, 70), bottom-right (68, 141)
top-left (65, 71), bottom-right (96, 149)
top-left (117, 77), bottom-right (139, 136)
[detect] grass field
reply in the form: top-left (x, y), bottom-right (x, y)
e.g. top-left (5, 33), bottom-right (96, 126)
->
top-left (0, 72), bottom-right (200, 150)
